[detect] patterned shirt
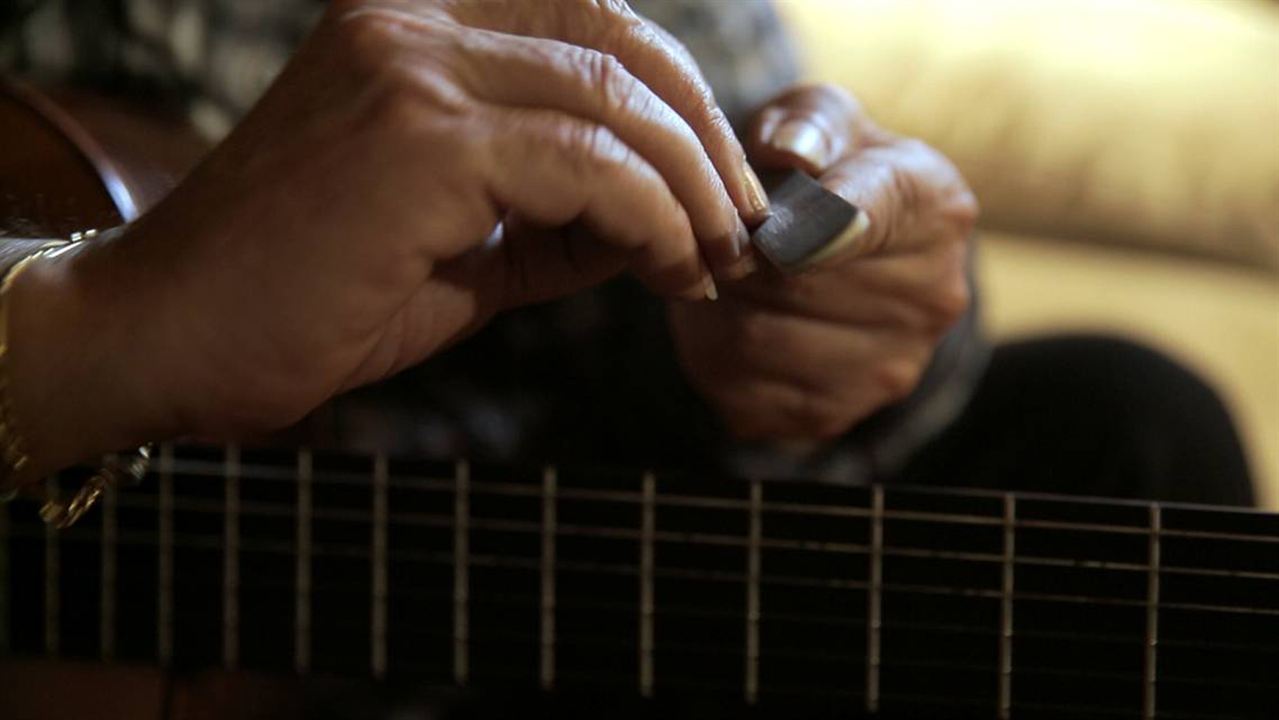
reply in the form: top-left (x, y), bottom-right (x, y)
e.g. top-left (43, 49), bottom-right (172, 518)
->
top-left (1, 0), bottom-right (798, 134)
top-left (0, 0), bottom-right (986, 483)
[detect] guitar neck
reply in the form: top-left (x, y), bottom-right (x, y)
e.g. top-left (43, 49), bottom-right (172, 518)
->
top-left (2, 444), bottom-right (1277, 718)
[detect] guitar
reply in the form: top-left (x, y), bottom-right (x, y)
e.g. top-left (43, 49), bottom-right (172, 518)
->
top-left (0, 79), bottom-right (1276, 720)
top-left (1, 444), bottom-right (1277, 719)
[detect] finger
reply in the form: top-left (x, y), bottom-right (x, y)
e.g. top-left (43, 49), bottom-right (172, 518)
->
top-left (724, 243), bottom-right (971, 335)
top-left (483, 107), bottom-right (714, 301)
top-left (678, 306), bottom-right (925, 439)
top-left (453, 31), bottom-right (749, 273)
top-left (454, 0), bottom-right (772, 224)
top-left (819, 140), bottom-right (977, 261)
top-left (748, 84), bottom-right (876, 176)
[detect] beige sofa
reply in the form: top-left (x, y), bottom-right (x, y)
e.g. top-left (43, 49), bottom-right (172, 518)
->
top-left (778, 0), bottom-right (1279, 507)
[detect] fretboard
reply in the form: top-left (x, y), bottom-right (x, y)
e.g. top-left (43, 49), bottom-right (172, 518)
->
top-left (2, 444), bottom-right (1276, 719)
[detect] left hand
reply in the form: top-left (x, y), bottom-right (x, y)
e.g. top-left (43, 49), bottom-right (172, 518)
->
top-left (669, 84), bottom-right (979, 443)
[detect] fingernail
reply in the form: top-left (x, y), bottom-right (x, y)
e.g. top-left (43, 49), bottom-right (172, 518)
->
top-left (703, 273), bottom-right (719, 301)
top-left (742, 161), bottom-right (770, 221)
top-left (770, 118), bottom-right (829, 170)
top-left (801, 208), bottom-right (873, 268)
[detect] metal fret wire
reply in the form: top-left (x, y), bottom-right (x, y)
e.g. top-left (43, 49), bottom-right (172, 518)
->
top-left (539, 466), bottom-right (557, 691)
top-left (100, 481), bottom-right (117, 660)
top-left (865, 485), bottom-right (882, 714)
top-left (294, 449), bottom-right (313, 674)
top-left (639, 472), bottom-right (656, 698)
top-left (223, 445), bottom-right (240, 670)
top-left (744, 479), bottom-right (762, 705)
top-left (371, 453), bottom-right (389, 678)
top-left (1142, 504), bottom-right (1162, 720)
top-left (43, 475), bottom-right (58, 656)
top-left (453, 460), bottom-right (470, 686)
top-left (998, 494), bottom-right (1015, 720)
top-left (158, 445), bottom-right (174, 667)
top-left (8, 447), bottom-right (1275, 711)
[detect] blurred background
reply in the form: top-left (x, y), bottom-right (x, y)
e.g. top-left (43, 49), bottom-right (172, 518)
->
top-left (777, 0), bottom-right (1279, 507)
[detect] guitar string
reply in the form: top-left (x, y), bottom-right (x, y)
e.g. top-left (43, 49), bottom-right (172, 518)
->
top-left (114, 455), bottom-right (1279, 545)
top-left (10, 522), bottom-right (1279, 627)
top-left (149, 452), bottom-right (1279, 521)
top-left (9, 550), bottom-right (1275, 700)
top-left (20, 493), bottom-right (1279, 585)
top-left (9, 447), bottom-right (1276, 705)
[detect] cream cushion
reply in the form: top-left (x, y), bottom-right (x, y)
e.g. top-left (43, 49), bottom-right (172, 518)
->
top-left (776, 0), bottom-right (1279, 505)
top-left (776, 0), bottom-right (1279, 271)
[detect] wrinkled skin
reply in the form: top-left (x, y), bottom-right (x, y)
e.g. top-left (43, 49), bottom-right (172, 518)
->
top-left (9, 0), bottom-right (768, 477)
top-left (671, 85), bottom-right (978, 443)
top-left (8, 1), bottom-right (975, 483)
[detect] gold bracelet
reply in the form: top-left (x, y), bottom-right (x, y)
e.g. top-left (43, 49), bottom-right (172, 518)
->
top-left (0, 235), bottom-right (153, 527)
top-left (0, 241), bottom-right (68, 501)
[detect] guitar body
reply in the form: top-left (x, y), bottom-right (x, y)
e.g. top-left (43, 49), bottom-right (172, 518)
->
top-left (1, 77), bottom-right (1277, 720)
top-left (0, 76), bottom-right (206, 238)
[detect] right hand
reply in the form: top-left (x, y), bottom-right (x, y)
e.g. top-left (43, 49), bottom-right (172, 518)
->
top-left (7, 0), bottom-right (770, 476)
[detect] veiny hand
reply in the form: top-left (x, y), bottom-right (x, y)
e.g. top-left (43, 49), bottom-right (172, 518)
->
top-left (670, 84), bottom-right (978, 443)
top-left (7, 0), bottom-right (771, 476)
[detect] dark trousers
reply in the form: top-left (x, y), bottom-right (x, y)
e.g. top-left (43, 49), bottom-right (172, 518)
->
top-left (898, 335), bottom-right (1254, 506)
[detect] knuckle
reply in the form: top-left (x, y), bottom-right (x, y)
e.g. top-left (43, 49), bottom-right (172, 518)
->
top-left (929, 274), bottom-right (971, 331)
top-left (786, 391), bottom-right (852, 441)
top-left (946, 186), bottom-right (981, 236)
top-left (330, 7), bottom-right (402, 71)
top-left (876, 357), bottom-right (926, 403)
top-left (329, 13), bottom-right (471, 134)
top-left (917, 243), bottom-right (971, 333)
top-left (574, 47), bottom-right (632, 110)
top-left (364, 72), bottom-right (471, 152)
top-left (589, 0), bottom-right (643, 23)
top-left (808, 82), bottom-right (862, 114)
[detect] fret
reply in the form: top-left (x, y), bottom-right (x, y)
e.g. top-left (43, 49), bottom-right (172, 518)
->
top-left (370, 453), bottom-right (389, 678)
top-left (294, 448), bottom-right (313, 674)
top-left (865, 485), bottom-right (883, 714)
top-left (44, 476), bottom-right (58, 657)
top-left (539, 466), bottom-right (557, 691)
top-left (453, 459), bottom-right (470, 686)
top-left (744, 479), bottom-right (762, 705)
top-left (223, 445), bottom-right (241, 669)
top-left (157, 444), bottom-right (174, 667)
top-left (639, 472), bottom-right (655, 698)
top-left (998, 494), bottom-right (1015, 720)
top-left (100, 480), bottom-right (117, 661)
top-left (1142, 504), bottom-right (1161, 720)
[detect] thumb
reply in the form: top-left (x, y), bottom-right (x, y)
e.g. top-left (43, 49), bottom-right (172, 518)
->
top-left (747, 84), bottom-right (872, 176)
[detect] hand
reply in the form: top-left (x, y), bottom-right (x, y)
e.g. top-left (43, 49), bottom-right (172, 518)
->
top-left (6, 0), bottom-right (772, 477)
top-left (669, 84), bottom-right (978, 443)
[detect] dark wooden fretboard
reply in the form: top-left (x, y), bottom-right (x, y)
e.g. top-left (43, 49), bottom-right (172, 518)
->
top-left (1, 444), bottom-right (1276, 719)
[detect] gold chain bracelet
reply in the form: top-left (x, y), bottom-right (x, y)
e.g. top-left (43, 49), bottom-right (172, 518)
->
top-left (0, 233), bottom-right (153, 527)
